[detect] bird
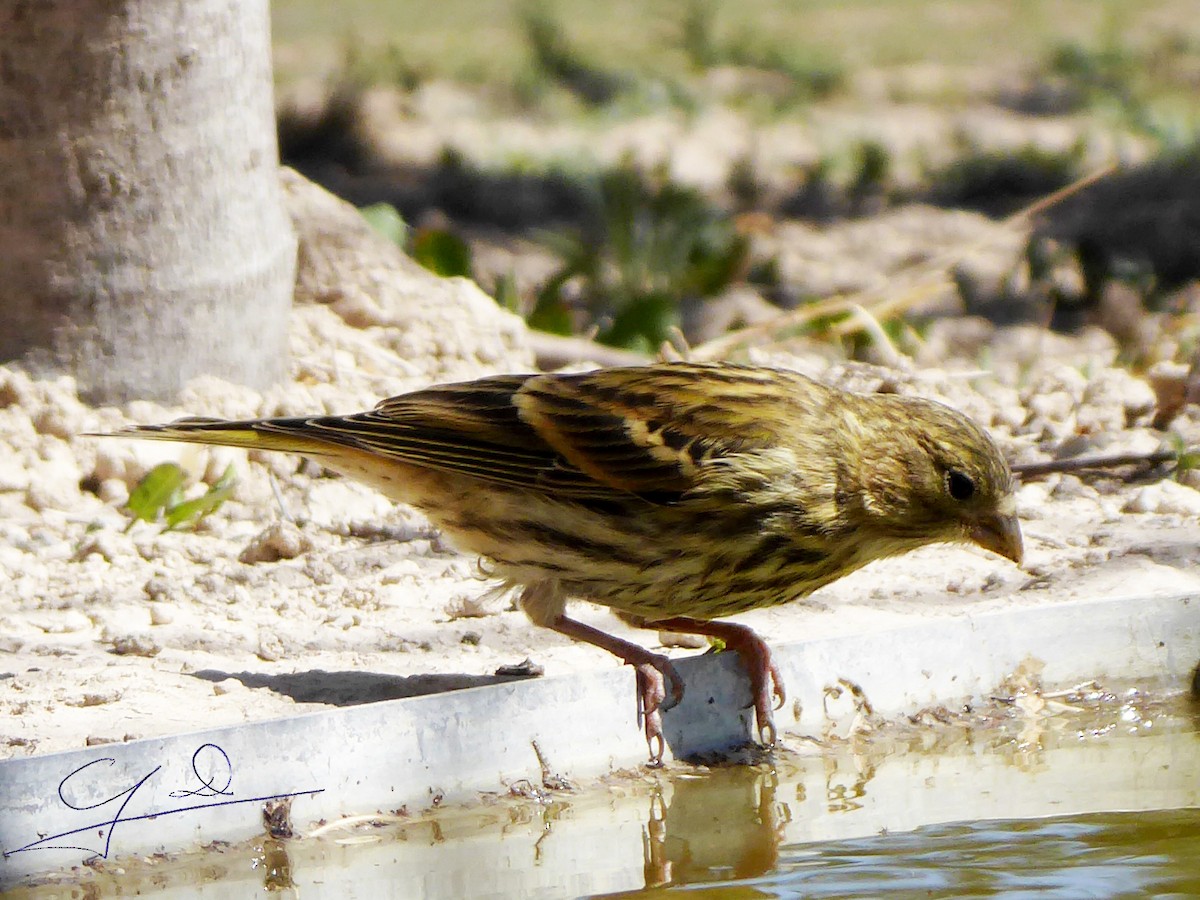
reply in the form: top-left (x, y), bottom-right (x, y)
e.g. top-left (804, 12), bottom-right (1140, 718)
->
top-left (105, 362), bottom-right (1023, 763)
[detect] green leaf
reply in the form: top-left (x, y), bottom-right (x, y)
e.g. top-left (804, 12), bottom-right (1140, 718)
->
top-left (125, 463), bottom-right (186, 524)
top-left (165, 465), bottom-right (237, 531)
top-left (527, 281), bottom-right (573, 335)
top-left (491, 272), bottom-right (523, 312)
top-left (411, 227), bottom-right (473, 278)
top-left (599, 293), bottom-right (679, 349)
top-left (360, 203), bottom-right (408, 246)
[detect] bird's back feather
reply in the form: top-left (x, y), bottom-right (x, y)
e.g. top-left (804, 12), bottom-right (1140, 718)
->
top-left (117, 363), bottom-right (833, 506)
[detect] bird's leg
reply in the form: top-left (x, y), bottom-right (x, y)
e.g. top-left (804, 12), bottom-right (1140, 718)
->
top-left (650, 617), bottom-right (785, 746)
top-left (547, 614), bottom-right (684, 765)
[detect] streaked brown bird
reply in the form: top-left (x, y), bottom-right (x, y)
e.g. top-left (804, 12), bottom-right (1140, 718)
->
top-left (108, 362), bottom-right (1023, 762)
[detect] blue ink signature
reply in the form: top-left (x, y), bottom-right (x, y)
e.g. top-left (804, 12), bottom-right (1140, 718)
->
top-left (3, 742), bottom-right (323, 861)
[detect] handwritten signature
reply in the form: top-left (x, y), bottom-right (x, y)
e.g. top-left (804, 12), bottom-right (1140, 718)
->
top-left (4, 743), bottom-right (323, 861)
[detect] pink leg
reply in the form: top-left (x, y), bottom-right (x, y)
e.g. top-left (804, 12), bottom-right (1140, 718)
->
top-left (548, 615), bottom-right (684, 765)
top-left (650, 617), bottom-right (785, 746)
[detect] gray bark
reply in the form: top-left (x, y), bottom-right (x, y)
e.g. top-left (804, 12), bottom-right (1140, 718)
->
top-left (0, 0), bottom-right (296, 403)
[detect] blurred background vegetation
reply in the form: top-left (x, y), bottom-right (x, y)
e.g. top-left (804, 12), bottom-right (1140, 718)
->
top-left (271, 0), bottom-right (1200, 362)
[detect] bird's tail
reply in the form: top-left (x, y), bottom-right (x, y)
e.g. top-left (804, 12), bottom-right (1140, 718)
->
top-left (95, 417), bottom-right (339, 456)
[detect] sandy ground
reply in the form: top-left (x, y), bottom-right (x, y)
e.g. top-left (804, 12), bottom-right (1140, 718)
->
top-left (3, 176), bottom-right (1200, 762)
top-left (5, 311), bottom-right (1200, 761)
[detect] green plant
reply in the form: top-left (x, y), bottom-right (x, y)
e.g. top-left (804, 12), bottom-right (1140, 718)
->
top-left (410, 227), bottom-right (473, 278)
top-left (491, 272), bottom-right (523, 313)
top-left (338, 38), bottom-right (425, 92)
top-left (1048, 36), bottom-right (1138, 110)
top-left (676, 0), bottom-right (843, 104)
top-left (679, 0), bottom-right (719, 70)
top-left (1041, 20), bottom-right (1200, 137)
top-left (537, 164), bottom-right (753, 351)
top-left (727, 154), bottom-right (763, 210)
top-left (520, 4), bottom-right (628, 106)
top-left (1168, 433), bottom-right (1200, 481)
top-left (358, 200), bottom-right (475, 280)
top-left (850, 141), bottom-right (892, 200)
top-left (360, 202), bottom-right (408, 246)
top-left (124, 463), bottom-right (236, 531)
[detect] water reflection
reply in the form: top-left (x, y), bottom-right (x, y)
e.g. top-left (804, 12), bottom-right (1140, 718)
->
top-left (642, 769), bottom-right (789, 887)
top-left (253, 838), bottom-right (296, 893)
top-left (601, 689), bottom-right (1200, 898)
top-left (739, 809), bottom-right (1200, 899)
top-left (610, 803), bottom-right (1200, 899)
top-left (11, 692), bottom-right (1198, 899)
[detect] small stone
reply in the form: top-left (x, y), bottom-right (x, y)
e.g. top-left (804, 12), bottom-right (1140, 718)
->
top-left (1123, 486), bottom-right (1157, 514)
top-left (110, 633), bottom-right (161, 657)
top-left (339, 585), bottom-right (379, 610)
top-left (143, 576), bottom-right (187, 604)
top-left (495, 658), bottom-right (544, 677)
top-left (239, 521), bottom-right (313, 564)
top-left (1123, 481), bottom-right (1200, 516)
top-left (213, 678), bottom-right (246, 696)
top-left (1178, 468), bottom-right (1200, 492)
top-left (379, 559), bottom-right (422, 583)
top-left (72, 532), bottom-right (132, 563)
top-left (1050, 475), bottom-right (1095, 500)
top-left (0, 455), bottom-right (30, 492)
top-left (460, 631), bottom-right (482, 646)
top-left (66, 691), bottom-right (122, 708)
top-left (90, 444), bottom-right (129, 484)
top-left (97, 478), bottom-right (128, 505)
top-left (1146, 361), bottom-right (1190, 429)
top-left (25, 480), bottom-right (78, 513)
top-left (37, 610), bottom-right (91, 634)
top-left (659, 631), bottom-right (707, 649)
top-left (1154, 481), bottom-right (1200, 516)
top-left (1026, 391), bottom-right (1075, 428)
top-left (445, 594), bottom-right (494, 619)
top-left (148, 603), bottom-right (175, 626)
top-left (32, 407), bottom-right (74, 439)
top-left (256, 629), bottom-right (285, 662)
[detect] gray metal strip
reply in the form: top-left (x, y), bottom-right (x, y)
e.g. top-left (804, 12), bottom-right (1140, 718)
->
top-left (2, 590), bottom-right (1196, 888)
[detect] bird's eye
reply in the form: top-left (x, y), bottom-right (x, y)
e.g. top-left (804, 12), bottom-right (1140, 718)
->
top-left (947, 470), bottom-right (975, 501)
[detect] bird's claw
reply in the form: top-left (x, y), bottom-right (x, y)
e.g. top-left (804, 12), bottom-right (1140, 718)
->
top-left (645, 731), bottom-right (666, 768)
top-left (635, 666), bottom-right (666, 766)
top-left (634, 658), bottom-right (681, 765)
top-left (733, 639), bottom-right (784, 747)
top-left (658, 656), bottom-right (684, 712)
top-left (635, 664), bottom-right (663, 726)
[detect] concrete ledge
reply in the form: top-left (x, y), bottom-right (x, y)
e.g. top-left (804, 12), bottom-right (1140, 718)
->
top-left (2, 590), bottom-right (1197, 888)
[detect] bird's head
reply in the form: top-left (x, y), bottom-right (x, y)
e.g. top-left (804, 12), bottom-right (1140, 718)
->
top-left (847, 394), bottom-right (1023, 566)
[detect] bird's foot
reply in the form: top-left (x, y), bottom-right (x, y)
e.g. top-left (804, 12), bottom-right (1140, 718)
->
top-left (733, 634), bottom-right (785, 748)
top-left (634, 655), bottom-right (684, 766)
top-left (651, 617), bottom-right (785, 749)
top-left (543, 613), bottom-right (684, 765)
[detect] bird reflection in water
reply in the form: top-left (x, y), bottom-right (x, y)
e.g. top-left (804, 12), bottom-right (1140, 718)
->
top-left (641, 767), bottom-right (790, 888)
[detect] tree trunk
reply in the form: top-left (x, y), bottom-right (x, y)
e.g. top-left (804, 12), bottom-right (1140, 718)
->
top-left (0, 0), bottom-right (296, 403)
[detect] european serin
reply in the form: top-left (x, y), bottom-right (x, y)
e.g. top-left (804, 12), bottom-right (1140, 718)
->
top-left (110, 362), bottom-right (1023, 762)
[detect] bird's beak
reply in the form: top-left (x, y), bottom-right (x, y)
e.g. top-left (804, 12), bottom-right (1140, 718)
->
top-left (969, 512), bottom-right (1024, 566)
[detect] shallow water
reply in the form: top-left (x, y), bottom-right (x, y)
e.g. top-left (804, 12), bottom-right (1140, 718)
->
top-left (14, 687), bottom-right (1200, 899)
top-left (609, 808), bottom-right (1200, 898)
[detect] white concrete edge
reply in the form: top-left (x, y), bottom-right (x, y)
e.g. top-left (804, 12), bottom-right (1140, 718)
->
top-left (2, 590), bottom-right (1196, 887)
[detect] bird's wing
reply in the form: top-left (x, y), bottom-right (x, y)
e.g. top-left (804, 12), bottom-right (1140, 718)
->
top-left (512, 363), bottom-right (810, 498)
top-left (276, 374), bottom-right (572, 494)
top-left (303, 363), bottom-right (818, 503)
